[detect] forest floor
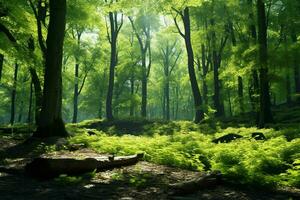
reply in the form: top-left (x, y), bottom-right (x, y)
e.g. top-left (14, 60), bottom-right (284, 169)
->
top-left (0, 132), bottom-right (300, 200)
top-left (1, 105), bottom-right (300, 199)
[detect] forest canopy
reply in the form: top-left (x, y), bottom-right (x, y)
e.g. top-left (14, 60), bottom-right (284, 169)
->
top-left (0, 0), bottom-right (299, 129)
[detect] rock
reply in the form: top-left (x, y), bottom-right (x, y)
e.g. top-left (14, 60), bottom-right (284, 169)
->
top-left (212, 134), bottom-right (243, 143)
top-left (251, 132), bottom-right (266, 140)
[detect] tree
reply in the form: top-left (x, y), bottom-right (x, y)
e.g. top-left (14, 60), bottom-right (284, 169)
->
top-left (157, 35), bottom-right (182, 120)
top-left (105, 0), bottom-right (123, 121)
top-left (173, 7), bottom-right (204, 123)
top-left (129, 12), bottom-right (153, 118)
top-left (257, 0), bottom-right (273, 127)
top-left (34, 0), bottom-right (67, 137)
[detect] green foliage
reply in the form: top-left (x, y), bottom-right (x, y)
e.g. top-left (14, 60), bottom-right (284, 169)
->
top-left (68, 120), bottom-right (300, 188)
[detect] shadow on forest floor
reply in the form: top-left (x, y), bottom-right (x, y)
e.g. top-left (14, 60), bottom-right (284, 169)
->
top-left (0, 159), bottom-right (299, 200)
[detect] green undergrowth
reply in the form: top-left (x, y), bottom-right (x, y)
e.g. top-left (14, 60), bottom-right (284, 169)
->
top-left (67, 120), bottom-right (300, 189)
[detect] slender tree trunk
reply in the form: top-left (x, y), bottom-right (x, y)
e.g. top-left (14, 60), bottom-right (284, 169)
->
top-left (0, 54), bottom-right (3, 81)
top-left (211, 17), bottom-right (225, 117)
top-left (72, 63), bottom-right (79, 123)
top-left (162, 86), bottom-right (166, 119)
top-left (18, 101), bottom-right (24, 123)
top-left (238, 76), bottom-right (244, 113)
top-left (248, 0), bottom-right (257, 41)
top-left (180, 8), bottom-right (204, 123)
top-left (291, 32), bottom-right (300, 101)
top-left (106, 38), bottom-right (116, 121)
top-left (29, 68), bottom-right (42, 124)
top-left (201, 45), bottom-right (208, 106)
top-left (130, 76), bottom-right (135, 117)
top-left (10, 63), bottom-right (19, 125)
top-left (27, 81), bottom-right (33, 124)
top-left (141, 52), bottom-right (147, 118)
top-left (257, 0), bottom-right (273, 127)
top-left (175, 85), bottom-right (179, 120)
top-left (106, 11), bottom-right (122, 121)
top-left (166, 77), bottom-right (170, 120)
top-left (247, 0), bottom-right (259, 118)
top-left (35, 0), bottom-right (67, 137)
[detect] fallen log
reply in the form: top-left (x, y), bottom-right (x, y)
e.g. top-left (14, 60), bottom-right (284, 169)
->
top-left (169, 171), bottom-right (222, 195)
top-left (25, 153), bottom-right (144, 179)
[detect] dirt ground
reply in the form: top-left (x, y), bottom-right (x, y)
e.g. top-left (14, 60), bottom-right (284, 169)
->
top-left (0, 137), bottom-right (299, 200)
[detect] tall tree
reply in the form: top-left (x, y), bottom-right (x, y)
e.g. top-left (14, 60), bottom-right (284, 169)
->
top-left (159, 39), bottom-right (181, 120)
top-left (173, 7), bottom-right (204, 123)
top-left (10, 63), bottom-right (19, 125)
top-left (35, 0), bottom-right (67, 137)
top-left (105, 1), bottom-right (123, 120)
top-left (129, 13), bottom-right (152, 118)
top-left (257, 0), bottom-right (273, 127)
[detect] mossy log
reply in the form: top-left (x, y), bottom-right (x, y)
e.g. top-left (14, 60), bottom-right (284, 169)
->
top-left (25, 153), bottom-right (144, 179)
top-left (169, 171), bottom-right (222, 195)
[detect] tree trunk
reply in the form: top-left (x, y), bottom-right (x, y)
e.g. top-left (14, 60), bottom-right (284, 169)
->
top-left (248, 0), bottom-right (257, 41)
top-left (106, 11), bottom-right (122, 121)
top-left (72, 63), bottom-right (79, 123)
top-left (29, 68), bottom-right (42, 124)
top-left (166, 77), bottom-right (170, 120)
top-left (130, 75), bottom-right (135, 117)
top-left (291, 32), bottom-right (300, 102)
top-left (182, 8), bottom-right (204, 123)
top-left (211, 17), bottom-right (224, 117)
top-left (18, 101), bottom-right (24, 123)
top-left (0, 54), bottom-right (3, 81)
top-left (35, 0), bottom-right (67, 137)
top-left (257, 0), bottom-right (273, 127)
top-left (141, 51), bottom-right (147, 118)
top-left (10, 63), bottom-right (19, 125)
top-left (175, 85), bottom-right (179, 120)
top-left (201, 45), bottom-right (208, 106)
top-left (238, 76), bottom-right (244, 113)
top-left (27, 81), bottom-right (33, 124)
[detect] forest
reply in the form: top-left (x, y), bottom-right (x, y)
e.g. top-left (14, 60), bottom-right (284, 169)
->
top-left (0, 0), bottom-right (300, 199)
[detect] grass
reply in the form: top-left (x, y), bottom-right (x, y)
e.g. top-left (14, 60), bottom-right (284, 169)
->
top-left (67, 120), bottom-right (300, 189)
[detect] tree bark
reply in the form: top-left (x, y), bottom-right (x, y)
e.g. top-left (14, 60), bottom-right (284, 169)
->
top-left (10, 63), bottom-right (19, 125)
top-left (130, 75), bottom-right (135, 117)
top-left (25, 153), bottom-right (144, 179)
top-left (29, 68), bottom-right (42, 124)
top-left (72, 63), bottom-right (79, 123)
top-left (106, 11), bottom-right (123, 121)
top-left (141, 57), bottom-right (147, 117)
top-left (238, 76), bottom-right (244, 113)
top-left (201, 45), bottom-right (209, 106)
top-left (35, 0), bottom-right (67, 137)
top-left (257, 0), bottom-right (273, 127)
top-left (27, 81), bottom-right (33, 124)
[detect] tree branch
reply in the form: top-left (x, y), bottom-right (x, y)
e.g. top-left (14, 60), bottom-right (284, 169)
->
top-left (0, 23), bottom-right (16, 42)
